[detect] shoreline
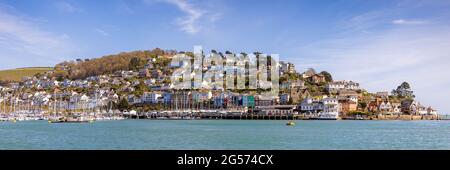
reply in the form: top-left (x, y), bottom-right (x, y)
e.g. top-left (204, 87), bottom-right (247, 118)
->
top-left (125, 114), bottom-right (441, 121)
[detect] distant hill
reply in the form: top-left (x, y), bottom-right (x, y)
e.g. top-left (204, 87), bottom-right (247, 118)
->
top-left (0, 67), bottom-right (54, 82)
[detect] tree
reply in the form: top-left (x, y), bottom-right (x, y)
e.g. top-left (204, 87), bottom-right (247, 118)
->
top-left (117, 98), bottom-right (130, 111)
top-left (320, 71), bottom-right (333, 82)
top-left (392, 82), bottom-right (414, 98)
top-left (134, 81), bottom-right (148, 96)
top-left (53, 70), bottom-right (68, 81)
top-left (358, 101), bottom-right (367, 110)
top-left (129, 57), bottom-right (142, 71)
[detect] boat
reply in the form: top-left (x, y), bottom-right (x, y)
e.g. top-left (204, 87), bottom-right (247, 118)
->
top-left (49, 116), bottom-right (93, 123)
top-left (182, 116), bottom-right (192, 120)
top-left (316, 112), bottom-right (339, 120)
top-left (48, 116), bottom-right (66, 123)
top-left (286, 121), bottom-right (296, 126)
top-left (169, 116), bottom-right (182, 120)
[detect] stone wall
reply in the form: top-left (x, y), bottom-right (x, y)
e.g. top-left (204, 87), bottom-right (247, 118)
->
top-left (370, 114), bottom-right (438, 120)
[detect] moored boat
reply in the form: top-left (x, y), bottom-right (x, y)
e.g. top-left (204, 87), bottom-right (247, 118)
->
top-left (286, 121), bottom-right (296, 126)
top-left (316, 112), bottom-right (339, 120)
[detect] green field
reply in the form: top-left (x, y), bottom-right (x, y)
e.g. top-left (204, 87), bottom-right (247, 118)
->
top-left (0, 67), bottom-right (54, 81)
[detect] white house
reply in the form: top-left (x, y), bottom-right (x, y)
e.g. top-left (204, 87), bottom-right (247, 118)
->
top-left (299, 98), bottom-right (323, 114)
top-left (319, 97), bottom-right (340, 119)
top-left (326, 80), bottom-right (360, 93)
top-left (379, 101), bottom-right (392, 112)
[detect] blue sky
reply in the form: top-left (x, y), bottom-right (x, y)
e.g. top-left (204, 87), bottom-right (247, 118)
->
top-left (1, 0), bottom-right (450, 114)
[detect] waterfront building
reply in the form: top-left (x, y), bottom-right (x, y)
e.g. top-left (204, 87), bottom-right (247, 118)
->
top-left (319, 97), bottom-right (340, 119)
top-left (242, 96), bottom-right (255, 107)
top-left (213, 94), bottom-right (226, 108)
top-left (338, 90), bottom-right (359, 103)
top-left (255, 99), bottom-right (276, 106)
top-left (426, 107), bottom-right (438, 115)
top-left (339, 100), bottom-right (357, 115)
top-left (299, 97), bottom-right (323, 114)
top-left (163, 93), bottom-right (172, 105)
top-left (392, 102), bottom-right (402, 114)
top-left (142, 92), bottom-right (162, 104)
top-left (369, 97), bottom-right (399, 114)
top-left (379, 101), bottom-right (393, 113)
top-left (279, 94), bottom-right (290, 105)
top-left (418, 105), bottom-right (428, 115)
top-left (415, 104), bottom-right (438, 115)
top-left (254, 105), bottom-right (297, 116)
top-left (401, 100), bottom-right (419, 115)
top-left (322, 97), bottom-right (340, 112)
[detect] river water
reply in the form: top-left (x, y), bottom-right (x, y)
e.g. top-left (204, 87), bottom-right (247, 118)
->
top-left (1, 120), bottom-right (449, 150)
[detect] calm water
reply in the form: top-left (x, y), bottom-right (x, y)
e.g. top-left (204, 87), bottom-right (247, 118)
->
top-left (1, 120), bottom-right (449, 150)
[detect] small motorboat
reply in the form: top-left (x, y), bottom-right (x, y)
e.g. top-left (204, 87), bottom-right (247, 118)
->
top-left (48, 116), bottom-right (92, 123)
top-left (286, 121), bottom-right (295, 126)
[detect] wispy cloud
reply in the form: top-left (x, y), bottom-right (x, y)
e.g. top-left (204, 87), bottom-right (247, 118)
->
top-left (117, 0), bottom-right (134, 14)
top-left (144, 0), bottom-right (221, 34)
top-left (392, 19), bottom-right (428, 25)
top-left (0, 6), bottom-right (76, 69)
top-left (166, 0), bottom-right (204, 34)
top-left (94, 28), bottom-right (109, 36)
top-left (338, 10), bottom-right (390, 35)
top-left (55, 1), bottom-right (83, 13)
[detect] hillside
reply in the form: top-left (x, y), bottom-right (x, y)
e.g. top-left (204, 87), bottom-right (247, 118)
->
top-left (0, 67), bottom-right (54, 82)
top-left (54, 48), bottom-right (176, 80)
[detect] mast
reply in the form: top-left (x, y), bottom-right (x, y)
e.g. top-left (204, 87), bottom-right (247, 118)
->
top-left (10, 96), bottom-right (13, 116)
top-left (53, 91), bottom-right (56, 117)
top-left (1, 94), bottom-right (3, 114)
top-left (94, 90), bottom-right (97, 117)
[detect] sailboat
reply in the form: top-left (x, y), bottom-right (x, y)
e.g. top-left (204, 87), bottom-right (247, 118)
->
top-left (48, 92), bottom-right (64, 123)
top-left (49, 92), bottom-right (91, 123)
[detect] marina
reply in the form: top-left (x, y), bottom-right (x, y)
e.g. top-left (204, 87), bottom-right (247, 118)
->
top-left (0, 106), bottom-right (444, 122)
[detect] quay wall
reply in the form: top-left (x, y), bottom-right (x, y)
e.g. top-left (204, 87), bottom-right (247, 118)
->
top-left (369, 114), bottom-right (439, 120)
top-left (126, 114), bottom-right (440, 120)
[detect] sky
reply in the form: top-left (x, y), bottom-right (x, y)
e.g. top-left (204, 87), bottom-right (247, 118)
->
top-left (0, 0), bottom-right (449, 114)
